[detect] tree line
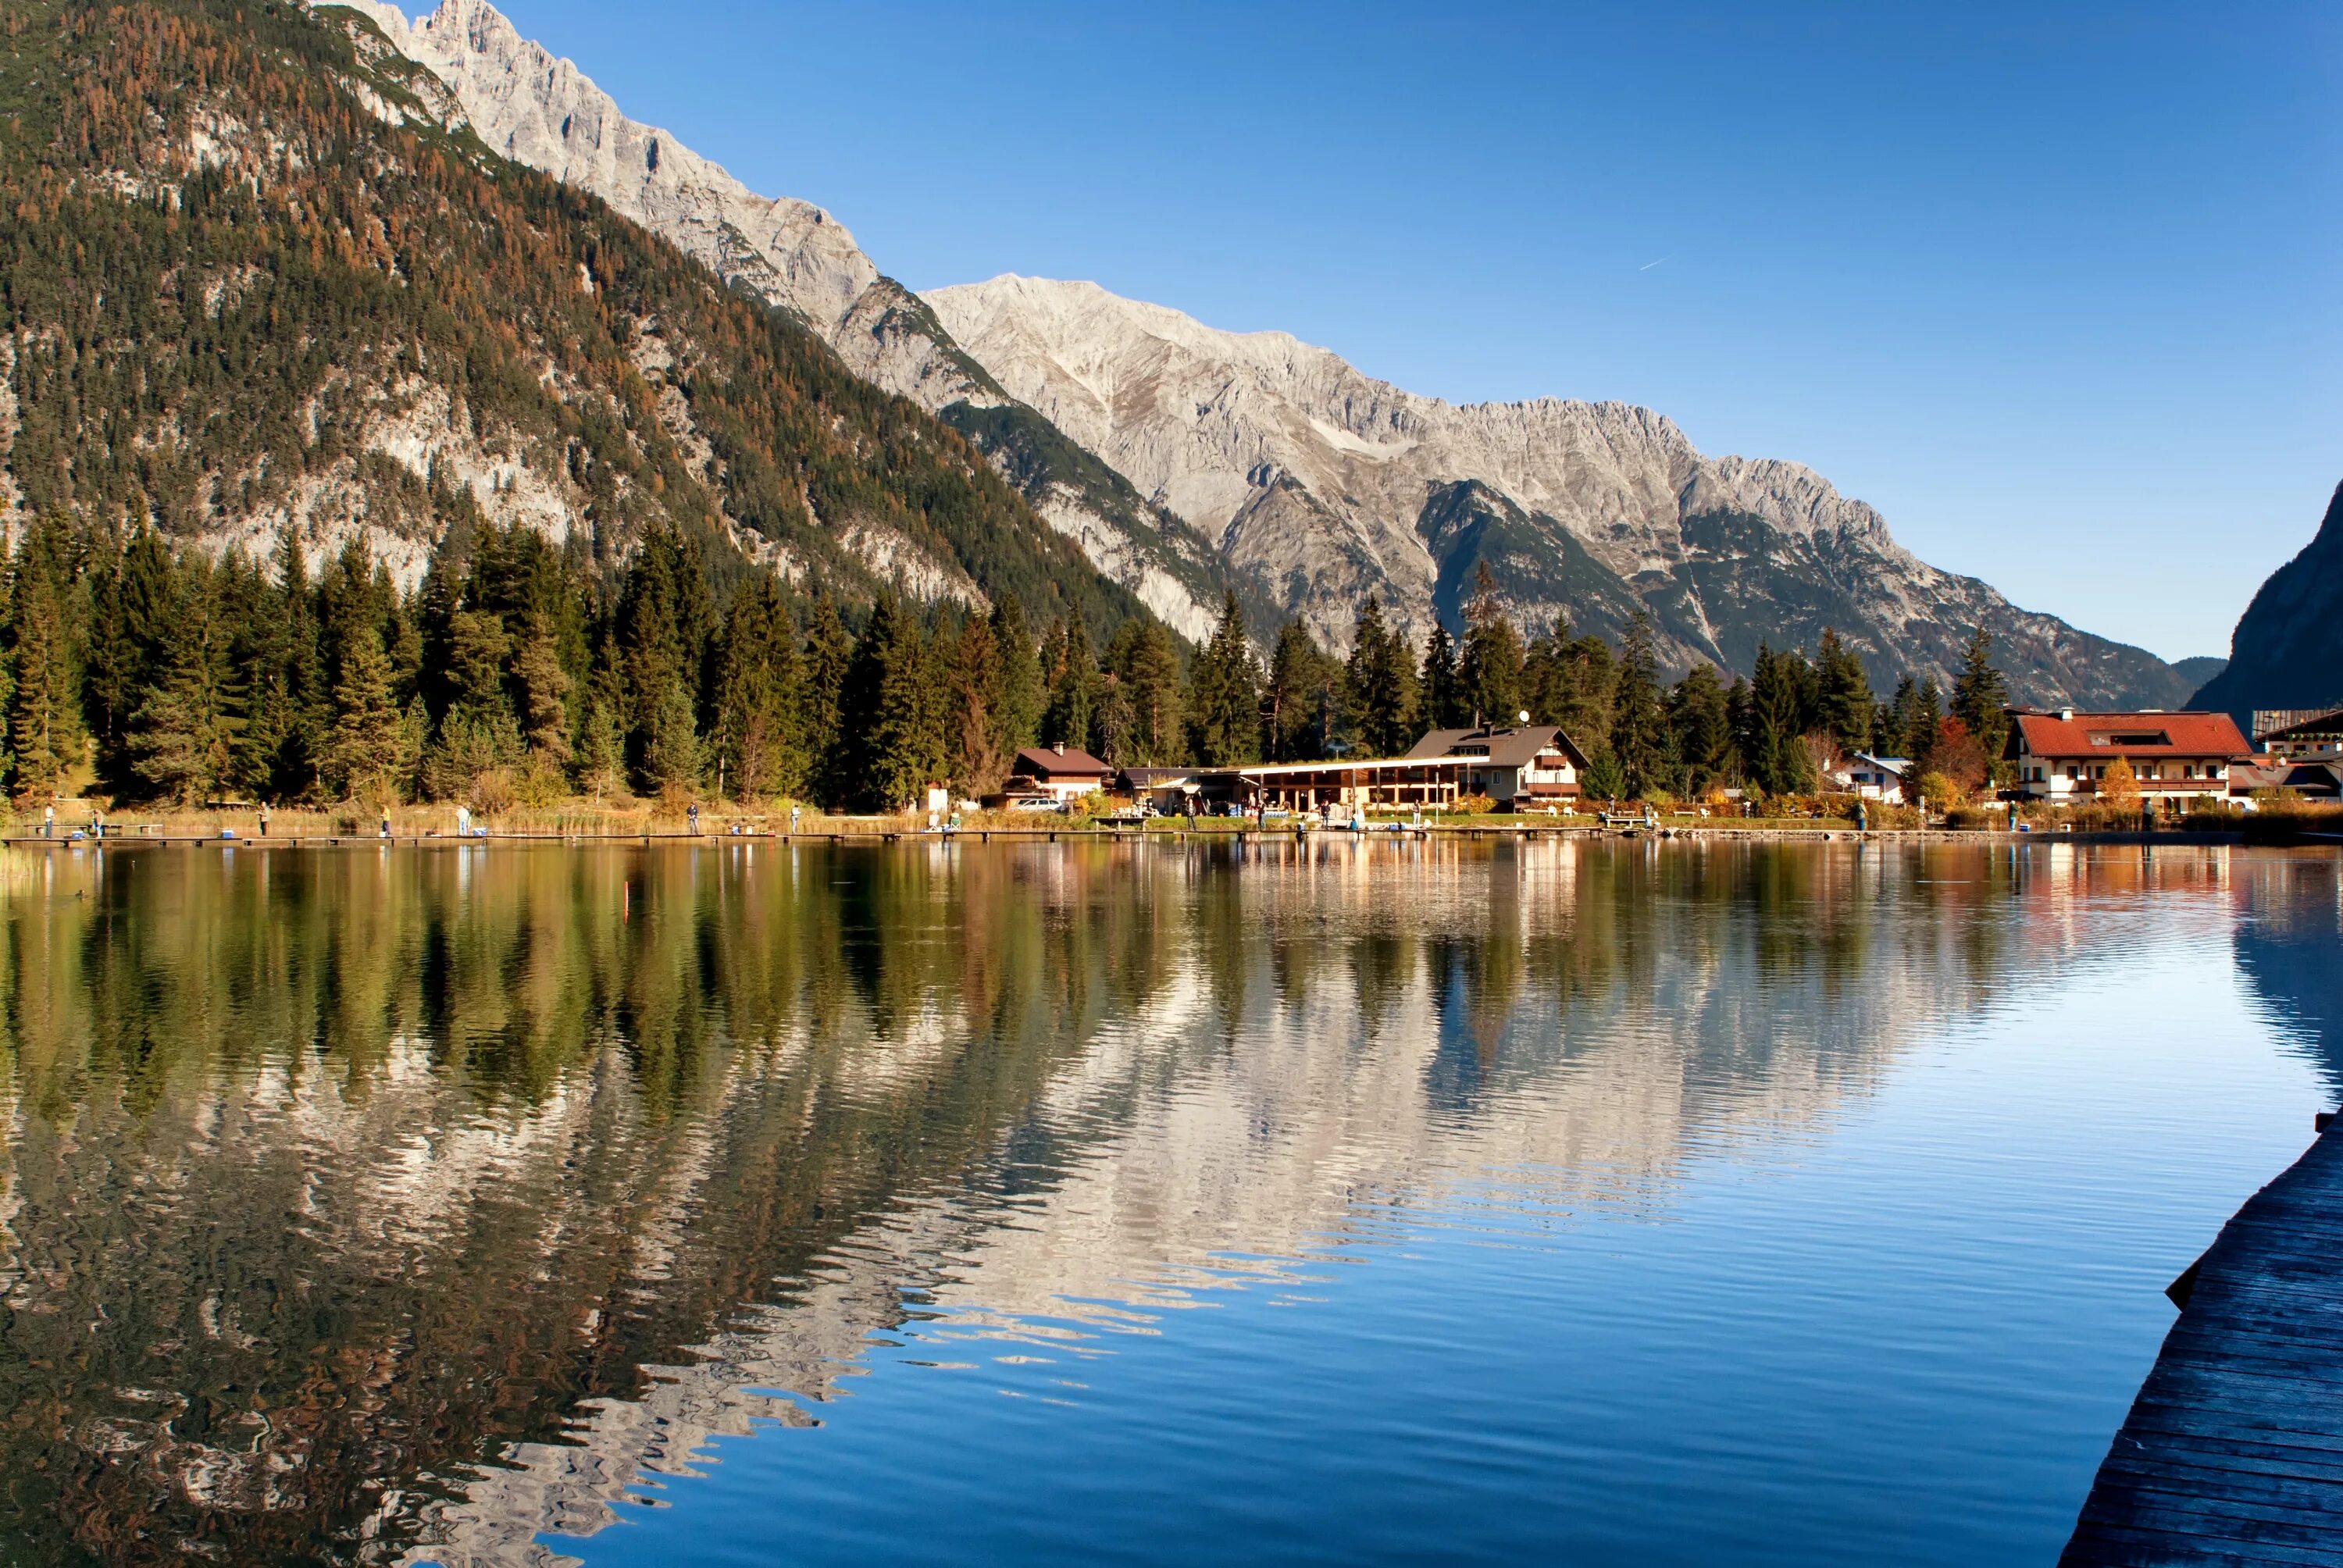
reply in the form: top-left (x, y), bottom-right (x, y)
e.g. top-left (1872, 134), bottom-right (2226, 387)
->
top-left (0, 516), bottom-right (2013, 812)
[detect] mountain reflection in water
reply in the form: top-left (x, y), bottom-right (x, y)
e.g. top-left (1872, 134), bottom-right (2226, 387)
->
top-left (0, 839), bottom-right (2331, 1566)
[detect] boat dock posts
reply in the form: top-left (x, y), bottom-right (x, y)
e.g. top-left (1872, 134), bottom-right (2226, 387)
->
top-left (2062, 1116), bottom-right (2343, 1565)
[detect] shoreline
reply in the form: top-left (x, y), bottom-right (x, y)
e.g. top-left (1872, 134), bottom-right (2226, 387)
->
top-left (0, 825), bottom-right (2293, 850)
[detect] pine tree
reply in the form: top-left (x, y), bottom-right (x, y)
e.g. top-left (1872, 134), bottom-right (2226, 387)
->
top-left (1815, 629), bottom-right (1875, 755)
top-left (1186, 591), bottom-right (1261, 765)
top-left (1343, 595), bottom-right (1418, 757)
top-left (1419, 622), bottom-right (1464, 729)
top-left (131, 561), bottom-right (244, 807)
top-left (1263, 620), bottom-right (1332, 762)
top-left (1610, 611), bottom-right (1673, 797)
top-left (1040, 615), bottom-right (1098, 751)
top-left (1107, 619), bottom-right (1184, 764)
top-left (952, 615), bottom-right (1007, 794)
top-left (1457, 565), bottom-right (1524, 726)
top-left (801, 594), bottom-right (854, 805)
top-left (989, 595), bottom-right (1044, 758)
top-left (1949, 625), bottom-right (2010, 770)
top-left (513, 618), bottom-right (575, 768)
top-left (5, 542), bottom-right (84, 800)
top-left (713, 575), bottom-right (801, 801)
top-left (328, 626), bottom-right (405, 806)
top-left (1668, 664), bottom-right (1735, 792)
top-left (859, 597), bottom-right (949, 810)
top-left (1748, 644), bottom-right (1817, 796)
top-left (644, 676), bottom-right (704, 800)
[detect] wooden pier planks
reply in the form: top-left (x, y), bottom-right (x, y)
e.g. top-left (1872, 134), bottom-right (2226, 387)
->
top-left (2063, 1123), bottom-right (2343, 1566)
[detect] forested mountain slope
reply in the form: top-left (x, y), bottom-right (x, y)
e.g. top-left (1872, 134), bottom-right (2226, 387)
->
top-left (0, 0), bottom-right (1147, 640)
top-left (323, 0), bottom-right (1240, 640)
top-left (2190, 481), bottom-right (2343, 727)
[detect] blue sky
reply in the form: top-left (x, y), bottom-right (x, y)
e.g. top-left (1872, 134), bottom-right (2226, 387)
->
top-left (480, 0), bottom-right (2339, 664)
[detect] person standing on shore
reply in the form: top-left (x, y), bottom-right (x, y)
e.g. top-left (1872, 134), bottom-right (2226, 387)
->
top-left (456, 804), bottom-right (470, 839)
top-left (790, 804), bottom-right (801, 836)
top-left (688, 801), bottom-right (701, 836)
top-left (42, 804), bottom-right (54, 839)
top-left (259, 804), bottom-right (269, 838)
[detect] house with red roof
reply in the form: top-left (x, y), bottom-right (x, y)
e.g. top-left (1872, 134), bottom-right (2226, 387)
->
top-left (1007, 744), bottom-right (1115, 804)
top-left (2002, 707), bottom-right (2252, 806)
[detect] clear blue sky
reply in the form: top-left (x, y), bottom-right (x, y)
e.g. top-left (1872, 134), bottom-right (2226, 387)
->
top-left (480, 0), bottom-right (2339, 664)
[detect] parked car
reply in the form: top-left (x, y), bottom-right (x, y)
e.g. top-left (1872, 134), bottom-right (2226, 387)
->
top-left (1008, 796), bottom-right (1065, 814)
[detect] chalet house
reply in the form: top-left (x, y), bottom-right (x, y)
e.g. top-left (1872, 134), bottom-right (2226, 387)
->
top-left (1231, 725), bottom-right (1591, 813)
top-left (1007, 745), bottom-right (1114, 803)
top-left (2003, 708), bottom-right (2252, 805)
top-left (1828, 752), bottom-right (1909, 803)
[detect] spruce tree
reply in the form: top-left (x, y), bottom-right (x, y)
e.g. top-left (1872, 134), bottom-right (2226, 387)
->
top-left (513, 619), bottom-right (575, 769)
top-left (1949, 625), bottom-right (2010, 768)
top-left (1419, 622), bottom-right (1464, 730)
top-left (1343, 595), bottom-right (1418, 757)
top-left (131, 562), bottom-right (243, 807)
top-left (1040, 616), bottom-right (1097, 751)
top-left (6, 547), bottom-right (83, 800)
top-left (1107, 620), bottom-right (1185, 764)
top-left (1263, 620), bottom-right (1329, 762)
top-left (1668, 664), bottom-right (1735, 792)
top-left (989, 595), bottom-right (1044, 757)
top-left (644, 676), bottom-right (704, 800)
top-left (328, 626), bottom-right (405, 806)
top-left (952, 615), bottom-right (1007, 793)
top-left (1610, 611), bottom-right (1673, 796)
top-left (801, 595), bottom-right (854, 807)
top-left (713, 575), bottom-right (800, 801)
top-left (1815, 629), bottom-right (1875, 755)
top-left (1186, 592), bottom-right (1261, 765)
top-left (1457, 565), bottom-right (1524, 726)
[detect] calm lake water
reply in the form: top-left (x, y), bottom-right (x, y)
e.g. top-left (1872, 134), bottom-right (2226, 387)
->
top-left (0, 838), bottom-right (2338, 1566)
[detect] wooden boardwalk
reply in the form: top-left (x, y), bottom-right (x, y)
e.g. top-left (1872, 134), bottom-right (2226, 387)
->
top-left (2063, 1117), bottom-right (2343, 1566)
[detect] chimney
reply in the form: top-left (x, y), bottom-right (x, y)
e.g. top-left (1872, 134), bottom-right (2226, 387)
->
top-left (2058, 707), bottom-right (2074, 722)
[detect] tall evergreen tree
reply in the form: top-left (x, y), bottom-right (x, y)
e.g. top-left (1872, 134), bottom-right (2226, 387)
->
top-left (1949, 625), bottom-right (2010, 769)
top-left (1457, 565), bottom-right (1524, 727)
top-left (1815, 629), bottom-right (1875, 755)
top-left (327, 625), bottom-right (405, 805)
top-left (1040, 615), bottom-right (1098, 751)
top-left (1263, 620), bottom-right (1335, 762)
top-left (1418, 622), bottom-right (1464, 729)
top-left (801, 595), bottom-right (854, 804)
top-left (131, 560), bottom-right (242, 807)
top-left (1668, 664), bottom-right (1735, 791)
top-left (1610, 611), bottom-right (1673, 796)
top-left (1186, 592), bottom-right (1261, 765)
top-left (1107, 619), bottom-right (1185, 764)
top-left (989, 595), bottom-right (1044, 758)
top-left (713, 573), bottom-right (800, 800)
top-left (5, 530), bottom-right (84, 800)
top-left (1343, 595), bottom-right (1418, 757)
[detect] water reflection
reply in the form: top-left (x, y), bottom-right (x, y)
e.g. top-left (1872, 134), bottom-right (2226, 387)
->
top-left (0, 839), bottom-right (2325, 1566)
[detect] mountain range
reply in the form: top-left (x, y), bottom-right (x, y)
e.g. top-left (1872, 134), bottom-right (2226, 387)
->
top-left (8, 0), bottom-right (2216, 710)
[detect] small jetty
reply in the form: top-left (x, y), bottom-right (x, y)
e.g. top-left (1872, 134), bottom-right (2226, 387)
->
top-left (2063, 1117), bottom-right (2343, 1566)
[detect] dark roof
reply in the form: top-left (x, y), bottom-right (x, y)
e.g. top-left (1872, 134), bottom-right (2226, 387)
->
top-left (2007, 710), bottom-right (2251, 761)
top-left (2259, 706), bottom-right (2343, 742)
top-left (1011, 745), bottom-right (1112, 779)
top-left (1401, 725), bottom-right (1590, 771)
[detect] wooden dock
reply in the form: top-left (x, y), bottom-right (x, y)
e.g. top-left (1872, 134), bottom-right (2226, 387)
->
top-left (2063, 1117), bottom-right (2343, 1566)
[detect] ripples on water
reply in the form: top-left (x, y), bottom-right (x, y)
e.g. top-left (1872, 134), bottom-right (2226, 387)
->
top-left (0, 839), bottom-right (2335, 1566)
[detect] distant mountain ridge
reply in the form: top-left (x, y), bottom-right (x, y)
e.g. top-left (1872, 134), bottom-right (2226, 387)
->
top-left (2190, 481), bottom-right (2343, 728)
top-left (927, 276), bottom-right (2193, 705)
top-left (331, 0), bottom-right (2192, 706)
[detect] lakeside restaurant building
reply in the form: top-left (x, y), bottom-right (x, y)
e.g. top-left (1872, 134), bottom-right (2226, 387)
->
top-left (2255, 706), bottom-right (2343, 761)
top-left (2002, 707), bottom-right (2252, 806)
top-left (1232, 725), bottom-right (1591, 814)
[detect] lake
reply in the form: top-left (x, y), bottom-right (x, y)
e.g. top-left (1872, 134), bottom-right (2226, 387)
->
top-left (0, 838), bottom-right (2336, 1566)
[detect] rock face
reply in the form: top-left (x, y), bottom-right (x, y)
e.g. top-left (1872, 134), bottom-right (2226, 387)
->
top-left (330, 1), bottom-right (2196, 703)
top-left (926, 277), bottom-right (2192, 706)
top-left (2190, 482), bottom-right (2343, 727)
top-left (325, 0), bottom-right (1230, 640)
